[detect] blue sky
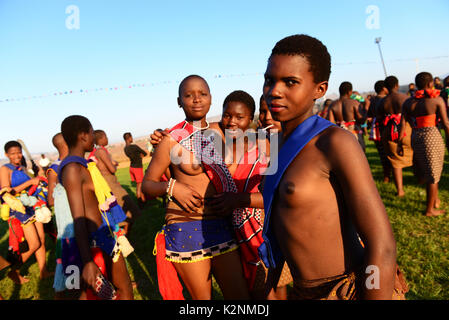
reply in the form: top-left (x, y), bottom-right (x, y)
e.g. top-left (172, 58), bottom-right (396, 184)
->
top-left (1, 0), bottom-right (448, 153)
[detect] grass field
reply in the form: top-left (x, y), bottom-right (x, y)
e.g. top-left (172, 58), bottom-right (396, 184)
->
top-left (0, 138), bottom-right (448, 300)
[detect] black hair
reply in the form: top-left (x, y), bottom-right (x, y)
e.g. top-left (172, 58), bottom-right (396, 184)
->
top-left (4, 140), bottom-right (22, 153)
top-left (270, 34), bottom-right (331, 83)
top-left (415, 72), bottom-right (433, 90)
top-left (52, 133), bottom-right (64, 149)
top-left (374, 80), bottom-right (386, 94)
top-left (123, 132), bottom-right (131, 141)
top-left (94, 130), bottom-right (106, 144)
top-left (339, 81), bottom-right (353, 96)
top-left (61, 115), bottom-right (92, 148)
top-left (178, 74), bottom-right (210, 97)
top-left (223, 90), bottom-right (256, 118)
top-left (384, 76), bottom-right (399, 91)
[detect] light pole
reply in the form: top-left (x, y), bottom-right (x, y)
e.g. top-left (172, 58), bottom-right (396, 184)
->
top-left (375, 37), bottom-right (387, 77)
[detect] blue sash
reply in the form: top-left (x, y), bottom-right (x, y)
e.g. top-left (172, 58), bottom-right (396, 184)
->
top-left (258, 115), bottom-right (335, 269)
top-left (3, 163), bottom-right (30, 187)
top-left (58, 155), bottom-right (126, 229)
top-left (58, 156), bottom-right (87, 184)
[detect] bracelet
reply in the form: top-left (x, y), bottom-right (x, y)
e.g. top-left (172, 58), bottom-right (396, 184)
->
top-left (165, 178), bottom-right (173, 195)
top-left (169, 179), bottom-right (176, 201)
top-left (166, 178), bottom-right (176, 201)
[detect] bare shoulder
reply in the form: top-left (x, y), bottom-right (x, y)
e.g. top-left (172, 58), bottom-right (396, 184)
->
top-left (60, 162), bottom-right (85, 184)
top-left (94, 147), bottom-right (107, 159)
top-left (208, 122), bottom-right (225, 139)
top-left (154, 134), bottom-right (177, 153)
top-left (209, 121), bottom-right (221, 130)
top-left (316, 126), bottom-right (364, 162)
top-left (95, 147), bottom-right (106, 155)
top-left (0, 165), bottom-right (11, 187)
top-left (343, 98), bottom-right (359, 109)
top-left (0, 165), bottom-right (10, 174)
top-left (394, 92), bottom-right (408, 104)
top-left (434, 96), bottom-right (446, 106)
top-left (350, 99), bottom-right (360, 107)
top-left (329, 100), bottom-right (341, 109)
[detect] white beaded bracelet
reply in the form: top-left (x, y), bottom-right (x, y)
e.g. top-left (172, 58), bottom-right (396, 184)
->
top-left (166, 178), bottom-right (176, 201)
top-left (165, 178), bottom-right (173, 194)
top-left (169, 179), bottom-right (176, 201)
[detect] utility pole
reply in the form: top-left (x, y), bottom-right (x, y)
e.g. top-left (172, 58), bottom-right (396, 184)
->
top-left (375, 37), bottom-right (387, 77)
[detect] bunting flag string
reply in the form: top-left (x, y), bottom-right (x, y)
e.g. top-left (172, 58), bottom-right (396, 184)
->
top-left (0, 72), bottom-right (263, 104)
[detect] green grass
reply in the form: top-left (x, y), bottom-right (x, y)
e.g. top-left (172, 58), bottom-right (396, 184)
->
top-left (1, 140), bottom-right (449, 299)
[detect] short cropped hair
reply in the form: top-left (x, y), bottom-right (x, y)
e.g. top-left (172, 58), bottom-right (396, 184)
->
top-left (339, 81), bottom-right (353, 96)
top-left (270, 34), bottom-right (331, 83)
top-left (4, 140), bottom-right (22, 153)
top-left (374, 80), bottom-right (386, 94)
top-left (123, 132), bottom-right (131, 141)
top-left (178, 74), bottom-right (210, 97)
top-left (384, 76), bottom-right (399, 91)
top-left (61, 115), bottom-right (92, 148)
top-left (94, 130), bottom-right (106, 144)
top-left (223, 90), bottom-right (256, 118)
top-left (415, 72), bottom-right (433, 90)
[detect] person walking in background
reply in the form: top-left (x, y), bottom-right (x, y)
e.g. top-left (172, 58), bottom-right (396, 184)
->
top-left (401, 72), bottom-right (449, 217)
top-left (123, 132), bottom-right (148, 204)
top-left (378, 76), bottom-right (413, 197)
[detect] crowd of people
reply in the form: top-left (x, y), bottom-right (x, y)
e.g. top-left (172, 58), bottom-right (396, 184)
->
top-left (1, 33), bottom-right (448, 300)
top-left (320, 73), bottom-right (449, 216)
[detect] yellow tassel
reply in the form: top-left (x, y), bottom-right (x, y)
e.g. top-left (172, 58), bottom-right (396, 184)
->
top-left (152, 228), bottom-right (165, 256)
top-left (2, 192), bottom-right (26, 214)
top-left (87, 162), bottom-right (112, 207)
top-left (1, 204), bottom-right (10, 221)
top-left (117, 235), bottom-right (134, 258)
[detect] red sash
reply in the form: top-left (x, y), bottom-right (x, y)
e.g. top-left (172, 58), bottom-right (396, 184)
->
top-left (155, 230), bottom-right (184, 300)
top-left (232, 143), bottom-right (267, 290)
top-left (383, 114), bottom-right (404, 141)
top-left (415, 114), bottom-right (437, 128)
top-left (414, 89), bottom-right (441, 99)
top-left (87, 145), bottom-right (109, 162)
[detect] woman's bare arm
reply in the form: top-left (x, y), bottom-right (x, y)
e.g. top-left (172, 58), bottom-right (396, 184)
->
top-left (325, 128), bottom-right (396, 299)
